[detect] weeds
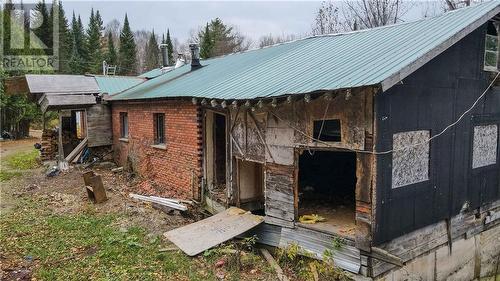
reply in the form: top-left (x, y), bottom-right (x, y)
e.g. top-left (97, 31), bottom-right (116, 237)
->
top-left (5, 149), bottom-right (40, 170)
top-left (0, 170), bottom-right (22, 182)
top-left (276, 242), bottom-right (353, 281)
top-left (0, 198), bottom-right (214, 280)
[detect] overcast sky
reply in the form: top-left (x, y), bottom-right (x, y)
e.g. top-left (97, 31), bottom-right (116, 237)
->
top-left (31, 1), bottom-right (440, 46)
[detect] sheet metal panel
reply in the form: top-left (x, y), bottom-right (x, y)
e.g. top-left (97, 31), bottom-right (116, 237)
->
top-left (94, 76), bottom-right (144, 95)
top-left (112, 2), bottom-right (500, 101)
top-left (25, 74), bottom-right (99, 94)
top-left (164, 207), bottom-right (264, 256)
top-left (279, 227), bottom-right (361, 273)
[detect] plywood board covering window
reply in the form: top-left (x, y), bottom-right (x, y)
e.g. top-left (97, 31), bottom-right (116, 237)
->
top-left (472, 124), bottom-right (498, 169)
top-left (392, 130), bottom-right (430, 188)
top-left (154, 113), bottom-right (165, 144)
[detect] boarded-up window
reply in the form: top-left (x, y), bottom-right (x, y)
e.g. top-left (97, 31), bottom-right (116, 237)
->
top-left (313, 119), bottom-right (341, 142)
top-left (392, 130), bottom-right (430, 189)
top-left (154, 113), bottom-right (165, 144)
top-left (472, 124), bottom-right (498, 169)
top-left (120, 112), bottom-right (128, 138)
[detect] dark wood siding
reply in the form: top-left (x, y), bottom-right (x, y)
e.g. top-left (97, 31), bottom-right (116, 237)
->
top-left (374, 24), bottom-right (500, 243)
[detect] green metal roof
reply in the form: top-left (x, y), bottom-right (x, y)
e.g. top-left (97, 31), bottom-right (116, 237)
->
top-left (94, 76), bottom-right (145, 95)
top-left (138, 68), bottom-right (164, 79)
top-left (112, 1), bottom-right (500, 101)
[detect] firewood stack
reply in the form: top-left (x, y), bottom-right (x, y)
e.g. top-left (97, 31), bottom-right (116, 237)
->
top-left (41, 129), bottom-right (58, 161)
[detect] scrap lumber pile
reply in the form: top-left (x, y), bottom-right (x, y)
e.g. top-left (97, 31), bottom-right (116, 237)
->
top-left (129, 193), bottom-right (188, 211)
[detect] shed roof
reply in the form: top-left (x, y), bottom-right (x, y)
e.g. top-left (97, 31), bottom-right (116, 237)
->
top-left (24, 74), bottom-right (100, 94)
top-left (39, 94), bottom-right (97, 112)
top-left (94, 76), bottom-right (145, 95)
top-left (112, 1), bottom-right (500, 101)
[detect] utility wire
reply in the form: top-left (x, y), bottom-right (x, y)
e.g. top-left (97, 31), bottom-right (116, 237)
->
top-left (270, 72), bottom-right (500, 156)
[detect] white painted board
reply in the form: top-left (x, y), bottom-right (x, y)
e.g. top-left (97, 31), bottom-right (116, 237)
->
top-left (164, 207), bottom-right (264, 256)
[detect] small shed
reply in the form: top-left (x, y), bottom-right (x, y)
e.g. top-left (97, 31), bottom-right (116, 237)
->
top-left (5, 74), bottom-right (118, 164)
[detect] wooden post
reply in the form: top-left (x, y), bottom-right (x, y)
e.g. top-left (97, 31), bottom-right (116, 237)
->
top-left (58, 111), bottom-right (63, 160)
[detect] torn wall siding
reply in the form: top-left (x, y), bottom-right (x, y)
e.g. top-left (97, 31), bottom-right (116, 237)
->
top-left (228, 90), bottom-right (372, 229)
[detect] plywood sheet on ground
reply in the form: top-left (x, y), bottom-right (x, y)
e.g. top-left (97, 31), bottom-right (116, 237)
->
top-left (164, 207), bottom-right (264, 256)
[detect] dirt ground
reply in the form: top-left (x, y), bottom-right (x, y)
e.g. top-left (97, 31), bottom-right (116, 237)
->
top-left (0, 138), bottom-right (352, 281)
top-left (0, 138), bottom-right (279, 281)
top-left (0, 136), bottom-right (198, 236)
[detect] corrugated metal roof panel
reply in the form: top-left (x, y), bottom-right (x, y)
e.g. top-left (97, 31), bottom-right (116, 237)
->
top-left (138, 68), bottom-right (164, 79)
top-left (94, 76), bottom-right (145, 95)
top-left (25, 74), bottom-right (99, 94)
top-left (112, 1), bottom-right (500, 101)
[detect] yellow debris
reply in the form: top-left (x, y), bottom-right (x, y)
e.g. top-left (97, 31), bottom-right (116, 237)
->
top-left (299, 214), bottom-right (326, 224)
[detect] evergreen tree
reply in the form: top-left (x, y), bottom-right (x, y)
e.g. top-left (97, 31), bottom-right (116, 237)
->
top-left (105, 32), bottom-right (117, 66)
top-left (199, 24), bottom-right (212, 59)
top-left (52, 1), bottom-right (71, 73)
top-left (68, 12), bottom-right (86, 73)
top-left (87, 8), bottom-right (104, 74)
top-left (32, 0), bottom-right (52, 53)
top-left (199, 18), bottom-right (248, 59)
top-left (165, 29), bottom-right (174, 64)
top-left (145, 30), bottom-right (159, 69)
top-left (118, 14), bottom-right (137, 75)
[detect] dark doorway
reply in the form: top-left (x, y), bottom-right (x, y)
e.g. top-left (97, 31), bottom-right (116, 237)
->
top-left (298, 150), bottom-right (357, 238)
top-left (214, 113), bottom-right (226, 184)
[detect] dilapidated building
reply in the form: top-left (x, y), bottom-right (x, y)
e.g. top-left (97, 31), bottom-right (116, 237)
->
top-left (108, 2), bottom-right (500, 279)
top-left (4, 74), bottom-right (144, 165)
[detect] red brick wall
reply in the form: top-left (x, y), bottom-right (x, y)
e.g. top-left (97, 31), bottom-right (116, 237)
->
top-left (111, 100), bottom-right (202, 200)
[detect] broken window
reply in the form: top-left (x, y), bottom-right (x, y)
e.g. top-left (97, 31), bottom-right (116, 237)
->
top-left (120, 112), bottom-right (128, 138)
top-left (484, 22), bottom-right (499, 71)
top-left (313, 119), bottom-right (341, 142)
top-left (472, 124), bottom-right (498, 169)
top-left (298, 150), bottom-right (357, 238)
top-left (154, 113), bottom-right (165, 144)
top-left (392, 130), bottom-right (430, 188)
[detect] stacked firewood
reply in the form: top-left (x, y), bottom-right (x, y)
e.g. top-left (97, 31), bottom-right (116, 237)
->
top-left (41, 129), bottom-right (58, 161)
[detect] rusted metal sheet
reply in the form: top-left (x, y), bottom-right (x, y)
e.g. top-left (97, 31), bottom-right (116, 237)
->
top-left (164, 207), bottom-right (264, 256)
top-left (279, 226), bottom-right (361, 274)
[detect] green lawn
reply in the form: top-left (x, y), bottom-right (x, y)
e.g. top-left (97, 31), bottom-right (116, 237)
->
top-left (1, 198), bottom-right (217, 280)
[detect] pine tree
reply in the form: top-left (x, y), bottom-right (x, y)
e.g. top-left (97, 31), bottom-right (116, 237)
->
top-left (33, 0), bottom-right (52, 53)
top-left (105, 32), bottom-right (117, 66)
top-left (87, 8), bottom-right (104, 74)
top-left (199, 24), bottom-right (212, 59)
top-left (165, 29), bottom-right (174, 65)
top-left (118, 14), bottom-right (137, 75)
top-left (68, 12), bottom-right (86, 73)
top-left (145, 30), bottom-right (159, 70)
top-left (52, 1), bottom-right (71, 73)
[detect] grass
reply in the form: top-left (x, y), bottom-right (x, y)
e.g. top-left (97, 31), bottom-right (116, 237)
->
top-left (0, 198), bottom-right (221, 280)
top-left (5, 149), bottom-right (40, 170)
top-left (0, 170), bottom-right (22, 182)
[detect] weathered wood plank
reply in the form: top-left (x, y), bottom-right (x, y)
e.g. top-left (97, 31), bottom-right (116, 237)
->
top-left (86, 104), bottom-right (112, 147)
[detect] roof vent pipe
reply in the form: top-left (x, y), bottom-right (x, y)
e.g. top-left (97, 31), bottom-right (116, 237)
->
top-left (175, 54), bottom-right (186, 69)
top-left (160, 43), bottom-right (169, 67)
top-left (189, 43), bottom-right (202, 70)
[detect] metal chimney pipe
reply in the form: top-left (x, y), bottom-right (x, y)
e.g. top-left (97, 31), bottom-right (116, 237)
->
top-left (189, 43), bottom-right (201, 70)
top-left (160, 43), bottom-right (169, 67)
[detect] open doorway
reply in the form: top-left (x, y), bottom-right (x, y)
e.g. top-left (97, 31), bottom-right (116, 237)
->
top-left (205, 111), bottom-right (227, 204)
top-left (298, 150), bottom-right (357, 238)
top-left (237, 159), bottom-right (264, 214)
